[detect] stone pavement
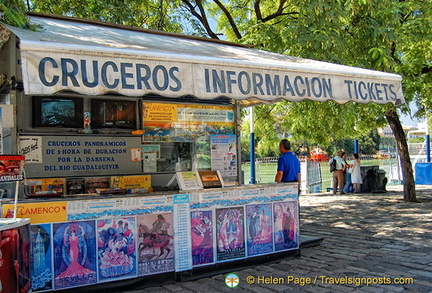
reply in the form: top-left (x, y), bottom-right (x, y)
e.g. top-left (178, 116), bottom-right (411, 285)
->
top-left (121, 185), bottom-right (432, 293)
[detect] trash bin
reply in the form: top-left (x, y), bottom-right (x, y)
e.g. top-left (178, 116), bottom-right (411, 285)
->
top-left (374, 169), bottom-right (387, 193)
top-left (361, 168), bottom-right (377, 193)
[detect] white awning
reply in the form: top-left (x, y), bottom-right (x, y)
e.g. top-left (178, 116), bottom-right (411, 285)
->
top-left (5, 13), bottom-right (404, 107)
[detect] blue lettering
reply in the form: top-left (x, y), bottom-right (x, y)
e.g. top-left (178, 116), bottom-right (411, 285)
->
top-left (226, 71), bottom-right (237, 93)
top-left (121, 63), bottom-right (134, 89)
top-left (294, 76), bottom-right (306, 97)
top-left (367, 82), bottom-right (377, 100)
top-left (81, 60), bottom-right (98, 88)
top-left (358, 81), bottom-right (367, 100)
top-left (212, 70), bottom-right (226, 93)
top-left (344, 80), bottom-right (354, 99)
top-left (101, 61), bottom-right (119, 89)
top-left (39, 57), bottom-right (59, 86)
top-left (169, 67), bottom-right (181, 91)
top-left (136, 64), bottom-right (152, 90)
top-left (389, 84), bottom-right (396, 101)
top-left (252, 73), bottom-right (264, 95)
top-left (283, 76), bottom-right (295, 96)
top-left (153, 65), bottom-right (169, 91)
top-left (311, 77), bottom-right (322, 97)
top-left (265, 74), bottom-right (281, 95)
top-left (375, 83), bottom-right (383, 100)
top-left (238, 71), bottom-right (251, 94)
top-left (61, 58), bottom-right (79, 87)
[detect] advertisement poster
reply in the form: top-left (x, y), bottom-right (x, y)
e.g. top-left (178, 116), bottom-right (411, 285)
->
top-left (136, 213), bottom-right (174, 276)
top-left (173, 194), bottom-right (192, 272)
top-left (216, 207), bottom-right (245, 262)
top-left (0, 222), bottom-right (31, 293)
top-left (190, 210), bottom-right (214, 266)
top-left (210, 134), bottom-right (237, 178)
top-left (143, 102), bottom-right (235, 142)
top-left (245, 203), bottom-right (273, 256)
top-left (53, 221), bottom-right (97, 290)
top-left (19, 136), bottom-right (43, 163)
top-left (0, 154), bottom-right (25, 182)
top-left (273, 201), bottom-right (299, 251)
top-left (96, 217), bottom-right (137, 282)
top-left (30, 224), bottom-right (53, 292)
top-left (2, 201), bottom-right (68, 224)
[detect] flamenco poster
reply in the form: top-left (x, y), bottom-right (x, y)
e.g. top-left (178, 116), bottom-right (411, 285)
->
top-left (216, 207), bottom-right (245, 262)
top-left (190, 210), bottom-right (214, 266)
top-left (0, 222), bottom-right (31, 293)
top-left (245, 203), bottom-right (273, 256)
top-left (30, 224), bottom-right (53, 292)
top-left (136, 213), bottom-right (174, 276)
top-left (53, 221), bottom-right (97, 290)
top-left (96, 217), bottom-right (137, 282)
top-left (273, 201), bottom-right (299, 251)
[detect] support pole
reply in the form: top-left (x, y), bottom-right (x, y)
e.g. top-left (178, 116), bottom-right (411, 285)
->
top-left (249, 107), bottom-right (256, 184)
top-left (354, 138), bottom-right (359, 153)
top-left (426, 116), bottom-right (430, 162)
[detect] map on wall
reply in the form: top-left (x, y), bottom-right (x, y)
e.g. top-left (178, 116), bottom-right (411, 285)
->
top-left (142, 102), bottom-right (235, 142)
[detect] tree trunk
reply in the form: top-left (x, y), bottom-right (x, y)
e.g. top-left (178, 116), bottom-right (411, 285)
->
top-left (385, 109), bottom-right (417, 202)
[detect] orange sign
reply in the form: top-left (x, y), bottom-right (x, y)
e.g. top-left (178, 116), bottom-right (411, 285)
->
top-left (2, 201), bottom-right (67, 224)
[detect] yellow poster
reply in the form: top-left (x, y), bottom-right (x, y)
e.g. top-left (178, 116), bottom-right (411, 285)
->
top-left (143, 102), bottom-right (178, 122)
top-left (111, 175), bottom-right (151, 189)
top-left (2, 201), bottom-right (67, 224)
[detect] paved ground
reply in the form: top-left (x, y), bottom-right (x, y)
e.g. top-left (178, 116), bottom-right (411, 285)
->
top-left (120, 185), bottom-right (432, 293)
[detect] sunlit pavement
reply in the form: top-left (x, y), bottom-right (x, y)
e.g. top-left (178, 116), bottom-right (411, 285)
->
top-left (119, 184), bottom-right (432, 293)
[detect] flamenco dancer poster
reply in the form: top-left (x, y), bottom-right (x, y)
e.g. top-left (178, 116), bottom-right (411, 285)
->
top-left (190, 210), bottom-right (214, 266)
top-left (273, 201), bottom-right (299, 251)
top-left (53, 221), bottom-right (97, 290)
top-left (136, 213), bottom-right (174, 276)
top-left (245, 203), bottom-right (273, 256)
top-left (216, 207), bottom-right (245, 262)
top-left (30, 224), bottom-right (53, 292)
top-left (0, 222), bottom-right (31, 293)
top-left (97, 217), bottom-right (137, 282)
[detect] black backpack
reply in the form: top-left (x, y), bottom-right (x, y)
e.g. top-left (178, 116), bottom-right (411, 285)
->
top-left (329, 158), bottom-right (336, 172)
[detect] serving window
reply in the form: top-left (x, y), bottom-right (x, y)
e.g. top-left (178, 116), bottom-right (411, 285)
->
top-left (142, 101), bottom-right (238, 185)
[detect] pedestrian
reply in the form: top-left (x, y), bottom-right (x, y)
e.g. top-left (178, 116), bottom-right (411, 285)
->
top-left (275, 139), bottom-right (301, 183)
top-left (350, 153), bottom-right (363, 193)
top-left (341, 152), bottom-right (353, 193)
top-left (329, 151), bottom-right (346, 195)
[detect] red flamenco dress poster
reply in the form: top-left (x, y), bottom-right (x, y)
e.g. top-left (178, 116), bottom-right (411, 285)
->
top-left (53, 221), bottom-right (97, 290)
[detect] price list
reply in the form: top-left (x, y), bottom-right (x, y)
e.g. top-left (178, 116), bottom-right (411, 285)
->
top-left (173, 194), bottom-right (192, 271)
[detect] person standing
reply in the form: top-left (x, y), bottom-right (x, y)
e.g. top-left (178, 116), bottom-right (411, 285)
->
top-left (330, 151), bottom-right (346, 195)
top-left (350, 153), bottom-right (363, 193)
top-left (275, 139), bottom-right (301, 183)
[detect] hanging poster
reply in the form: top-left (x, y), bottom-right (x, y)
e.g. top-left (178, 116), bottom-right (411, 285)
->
top-left (173, 194), bottom-right (192, 272)
top-left (136, 213), bottom-right (174, 276)
top-left (96, 217), bottom-right (137, 282)
top-left (53, 221), bottom-right (97, 290)
top-left (210, 134), bottom-right (237, 178)
top-left (190, 210), bottom-right (214, 266)
top-left (30, 224), bottom-right (53, 292)
top-left (273, 201), bottom-right (299, 251)
top-left (245, 203), bottom-right (273, 256)
top-left (143, 102), bottom-right (235, 142)
top-left (0, 154), bottom-right (25, 182)
top-left (0, 219), bottom-right (31, 293)
top-left (215, 207), bottom-right (245, 262)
